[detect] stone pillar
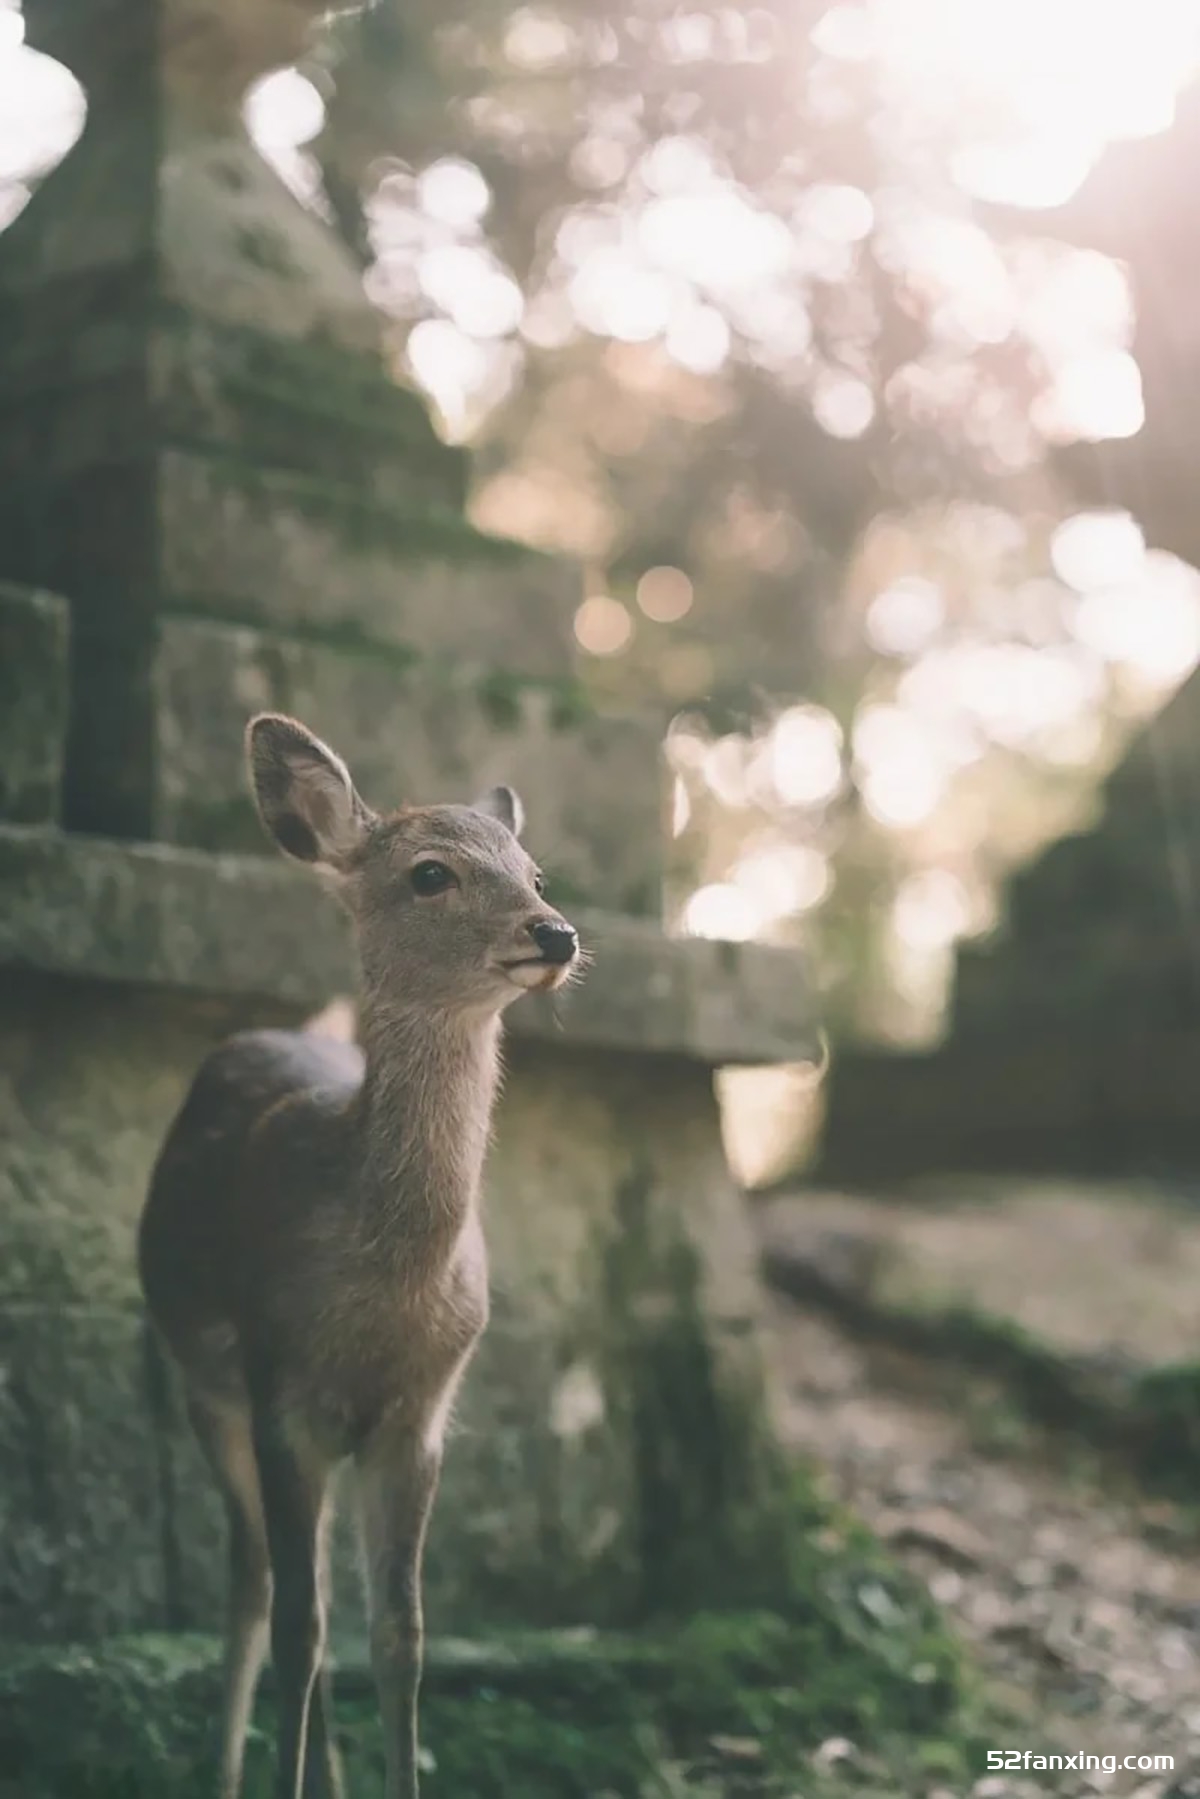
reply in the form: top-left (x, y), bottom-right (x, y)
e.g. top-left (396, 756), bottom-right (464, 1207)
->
top-left (0, 0), bottom-right (816, 1643)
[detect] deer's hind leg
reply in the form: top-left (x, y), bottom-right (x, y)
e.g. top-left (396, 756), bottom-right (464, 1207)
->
top-left (187, 1395), bottom-right (272, 1799)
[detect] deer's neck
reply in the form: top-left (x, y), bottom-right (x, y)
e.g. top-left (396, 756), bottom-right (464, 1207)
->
top-left (354, 998), bottom-right (502, 1265)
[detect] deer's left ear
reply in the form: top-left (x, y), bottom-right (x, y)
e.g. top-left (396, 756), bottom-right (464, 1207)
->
top-left (474, 784), bottom-right (524, 838)
top-left (246, 712), bottom-right (377, 875)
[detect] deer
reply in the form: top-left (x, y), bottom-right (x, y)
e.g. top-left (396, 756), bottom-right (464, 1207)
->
top-left (137, 712), bottom-right (582, 1799)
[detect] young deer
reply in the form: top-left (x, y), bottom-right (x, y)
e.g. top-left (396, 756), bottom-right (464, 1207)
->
top-left (137, 713), bottom-right (581, 1799)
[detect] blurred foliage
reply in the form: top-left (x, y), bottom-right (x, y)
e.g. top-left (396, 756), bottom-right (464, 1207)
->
top-left (308, 0), bottom-right (1052, 618)
top-left (276, 1), bottom-right (1200, 1038)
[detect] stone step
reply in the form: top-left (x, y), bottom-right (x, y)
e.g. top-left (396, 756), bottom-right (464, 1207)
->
top-left (816, 1016), bottom-right (1200, 1181)
top-left (149, 613), bottom-right (662, 913)
top-left (1004, 822), bottom-right (1188, 942)
top-left (0, 584), bottom-right (68, 825)
top-left (0, 444), bottom-right (580, 683)
top-left (156, 449), bottom-right (582, 678)
top-left (949, 927), bottom-right (1200, 1037)
top-left (151, 307), bottom-right (468, 514)
top-left (0, 304), bottom-right (467, 518)
top-left (0, 448), bottom-right (592, 838)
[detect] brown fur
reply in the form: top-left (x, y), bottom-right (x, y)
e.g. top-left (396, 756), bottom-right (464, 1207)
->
top-left (137, 714), bottom-right (580, 1799)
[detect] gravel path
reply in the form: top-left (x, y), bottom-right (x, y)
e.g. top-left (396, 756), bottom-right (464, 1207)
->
top-left (761, 1293), bottom-right (1200, 1799)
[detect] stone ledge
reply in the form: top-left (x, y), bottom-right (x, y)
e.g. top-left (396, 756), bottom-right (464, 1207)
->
top-left (0, 828), bottom-right (818, 1066)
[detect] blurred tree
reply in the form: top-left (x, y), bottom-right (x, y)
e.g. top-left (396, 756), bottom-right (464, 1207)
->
top-left (1012, 80), bottom-right (1200, 571)
top-left (301, 0), bottom-right (1055, 721)
top-left (261, 0), bottom-right (1200, 1041)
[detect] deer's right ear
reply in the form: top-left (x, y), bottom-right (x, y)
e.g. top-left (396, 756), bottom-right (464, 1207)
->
top-left (246, 714), bottom-right (376, 874)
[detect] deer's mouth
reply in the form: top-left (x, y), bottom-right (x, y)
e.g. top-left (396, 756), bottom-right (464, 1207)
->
top-left (498, 956), bottom-right (575, 992)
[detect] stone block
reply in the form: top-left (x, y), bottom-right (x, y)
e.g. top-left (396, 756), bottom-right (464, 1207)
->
top-left (1005, 826), bottom-right (1181, 942)
top-left (158, 450), bottom-right (581, 678)
top-left (150, 615), bottom-right (663, 913)
top-left (0, 340), bottom-right (465, 522)
top-left (815, 1036), bottom-right (1118, 1182)
top-left (0, 585), bottom-right (68, 824)
top-left (0, 976), bottom-right (221, 1305)
top-left (149, 309), bottom-right (468, 514)
top-left (0, 306), bottom-right (465, 516)
top-left (0, 1303), bottom-right (166, 1642)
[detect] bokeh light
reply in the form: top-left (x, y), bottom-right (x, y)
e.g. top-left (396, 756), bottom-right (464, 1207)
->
top-left (574, 595), bottom-right (633, 655)
top-left (244, 68), bottom-right (325, 151)
top-left (867, 580), bottom-right (944, 656)
top-left (417, 159), bottom-right (491, 229)
top-left (681, 883), bottom-right (759, 940)
top-left (636, 566), bottom-right (694, 623)
top-left (0, 3), bottom-right (84, 228)
top-left (1052, 512), bottom-right (1147, 592)
top-left (768, 708), bottom-right (844, 809)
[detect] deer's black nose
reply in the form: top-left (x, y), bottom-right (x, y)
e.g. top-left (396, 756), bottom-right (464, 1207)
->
top-left (530, 920), bottom-right (578, 965)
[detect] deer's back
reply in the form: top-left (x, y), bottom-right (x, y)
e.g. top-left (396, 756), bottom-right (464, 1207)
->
top-left (139, 1028), bottom-right (365, 1393)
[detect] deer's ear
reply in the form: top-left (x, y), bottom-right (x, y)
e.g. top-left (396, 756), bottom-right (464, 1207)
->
top-left (246, 714), bottom-right (376, 873)
top-left (474, 783), bottom-right (524, 838)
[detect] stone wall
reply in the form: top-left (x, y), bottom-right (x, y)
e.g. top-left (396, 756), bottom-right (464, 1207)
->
top-left (0, 0), bottom-right (817, 1652)
top-left (0, 947), bottom-right (809, 1644)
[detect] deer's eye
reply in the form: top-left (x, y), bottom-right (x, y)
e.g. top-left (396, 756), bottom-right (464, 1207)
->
top-left (533, 870), bottom-right (546, 895)
top-left (411, 859), bottom-right (457, 897)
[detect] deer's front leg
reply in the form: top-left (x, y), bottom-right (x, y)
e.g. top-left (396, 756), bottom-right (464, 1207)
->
top-left (250, 1398), bottom-right (340, 1799)
top-left (356, 1423), bottom-right (443, 1799)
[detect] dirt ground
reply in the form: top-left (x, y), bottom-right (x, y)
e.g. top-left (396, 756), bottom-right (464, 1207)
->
top-left (755, 1183), bottom-right (1200, 1799)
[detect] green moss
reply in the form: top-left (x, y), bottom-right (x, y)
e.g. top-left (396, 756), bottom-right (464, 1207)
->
top-left (159, 598), bottom-right (425, 674)
top-left (592, 1163), bottom-right (956, 1662)
top-left (234, 226), bottom-right (298, 279)
top-left (1130, 1362), bottom-right (1200, 1492)
top-left (177, 450), bottom-right (530, 572)
top-left (0, 1597), bottom-right (979, 1799)
top-left (548, 680), bottom-right (594, 732)
top-left (150, 305), bottom-right (467, 503)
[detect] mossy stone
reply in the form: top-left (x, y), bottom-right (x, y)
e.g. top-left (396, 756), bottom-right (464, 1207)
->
top-left (0, 584), bottom-right (68, 824)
